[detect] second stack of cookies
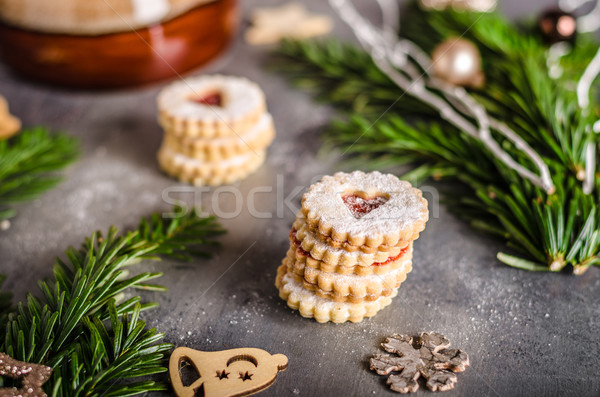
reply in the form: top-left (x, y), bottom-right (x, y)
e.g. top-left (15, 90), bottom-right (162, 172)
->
top-left (276, 171), bottom-right (429, 323)
top-left (157, 75), bottom-right (275, 186)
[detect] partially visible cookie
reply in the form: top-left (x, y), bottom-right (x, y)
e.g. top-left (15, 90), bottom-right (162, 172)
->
top-left (275, 264), bottom-right (396, 323)
top-left (285, 255), bottom-right (412, 303)
top-left (293, 219), bottom-right (411, 267)
top-left (157, 144), bottom-right (265, 186)
top-left (292, 215), bottom-right (407, 255)
top-left (245, 2), bottom-right (333, 45)
top-left (163, 113), bottom-right (275, 161)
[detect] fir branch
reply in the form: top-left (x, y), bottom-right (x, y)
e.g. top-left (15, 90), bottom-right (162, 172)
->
top-left (0, 128), bottom-right (79, 220)
top-left (400, 5), bottom-right (600, 174)
top-left (1, 206), bottom-right (225, 396)
top-left (273, 5), bottom-right (600, 273)
top-left (274, 39), bottom-right (432, 118)
top-left (0, 275), bottom-right (12, 337)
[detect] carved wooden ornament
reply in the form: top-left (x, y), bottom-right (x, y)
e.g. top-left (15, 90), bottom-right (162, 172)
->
top-left (169, 347), bottom-right (288, 397)
top-left (0, 352), bottom-right (52, 397)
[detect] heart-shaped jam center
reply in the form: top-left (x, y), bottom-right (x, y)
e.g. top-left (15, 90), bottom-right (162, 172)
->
top-left (190, 91), bottom-right (223, 107)
top-left (342, 194), bottom-right (388, 219)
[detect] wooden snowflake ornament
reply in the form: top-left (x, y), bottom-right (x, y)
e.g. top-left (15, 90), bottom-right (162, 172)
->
top-left (370, 332), bottom-right (469, 393)
top-left (0, 353), bottom-right (52, 397)
top-left (245, 2), bottom-right (333, 45)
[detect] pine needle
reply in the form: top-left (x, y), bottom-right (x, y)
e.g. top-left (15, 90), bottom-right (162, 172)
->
top-left (272, 6), bottom-right (600, 273)
top-left (0, 206), bottom-right (225, 396)
top-left (0, 128), bottom-right (79, 220)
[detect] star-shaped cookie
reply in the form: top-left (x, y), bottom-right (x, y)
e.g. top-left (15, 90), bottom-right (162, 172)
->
top-left (245, 2), bottom-right (333, 45)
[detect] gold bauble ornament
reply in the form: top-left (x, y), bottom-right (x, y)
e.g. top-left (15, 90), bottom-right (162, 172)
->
top-left (431, 38), bottom-right (484, 87)
top-left (419, 0), bottom-right (497, 13)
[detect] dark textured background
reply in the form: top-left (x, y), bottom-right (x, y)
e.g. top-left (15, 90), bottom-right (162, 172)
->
top-left (1, 1), bottom-right (599, 396)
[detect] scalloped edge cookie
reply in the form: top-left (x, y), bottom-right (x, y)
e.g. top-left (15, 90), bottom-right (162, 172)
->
top-left (292, 215), bottom-right (410, 255)
top-left (293, 219), bottom-right (412, 267)
top-left (285, 254), bottom-right (412, 303)
top-left (300, 171), bottom-right (429, 247)
top-left (286, 235), bottom-right (413, 276)
top-left (157, 75), bottom-right (267, 138)
top-left (275, 264), bottom-right (397, 323)
top-left (158, 144), bottom-right (265, 186)
top-left (287, 243), bottom-right (412, 276)
top-left (163, 113), bottom-right (275, 161)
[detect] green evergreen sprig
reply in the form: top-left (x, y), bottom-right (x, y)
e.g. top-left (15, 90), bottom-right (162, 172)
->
top-left (0, 275), bottom-right (12, 337)
top-left (0, 128), bottom-right (79, 220)
top-left (1, 206), bottom-right (225, 396)
top-left (273, 4), bottom-right (600, 273)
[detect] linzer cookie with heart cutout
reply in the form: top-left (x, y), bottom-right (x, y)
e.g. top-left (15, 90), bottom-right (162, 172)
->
top-left (156, 75), bottom-right (275, 186)
top-left (276, 171), bottom-right (429, 323)
top-left (301, 171), bottom-right (429, 247)
top-left (157, 74), bottom-right (266, 138)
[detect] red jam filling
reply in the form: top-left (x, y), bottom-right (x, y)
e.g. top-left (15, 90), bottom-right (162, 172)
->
top-left (370, 244), bottom-right (410, 266)
top-left (290, 228), bottom-right (310, 256)
top-left (342, 194), bottom-right (388, 219)
top-left (290, 227), bottom-right (409, 266)
top-left (190, 91), bottom-right (222, 106)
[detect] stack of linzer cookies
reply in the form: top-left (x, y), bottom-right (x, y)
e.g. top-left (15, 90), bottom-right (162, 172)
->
top-left (157, 75), bottom-right (275, 186)
top-left (276, 171), bottom-right (429, 323)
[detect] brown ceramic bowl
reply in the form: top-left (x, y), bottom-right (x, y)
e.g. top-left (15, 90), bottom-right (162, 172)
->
top-left (0, 0), bottom-right (237, 88)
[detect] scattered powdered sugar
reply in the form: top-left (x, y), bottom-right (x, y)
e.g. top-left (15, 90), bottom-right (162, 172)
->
top-left (303, 171), bottom-right (428, 237)
top-left (157, 75), bottom-right (265, 121)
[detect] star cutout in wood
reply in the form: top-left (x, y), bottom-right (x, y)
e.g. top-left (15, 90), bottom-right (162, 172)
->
top-left (245, 2), bottom-right (333, 45)
top-left (216, 369), bottom-right (229, 380)
top-left (239, 371), bottom-right (253, 381)
top-left (0, 352), bottom-right (52, 397)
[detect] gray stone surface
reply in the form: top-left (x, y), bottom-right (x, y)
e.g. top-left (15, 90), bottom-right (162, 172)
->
top-left (1, 1), bottom-right (599, 396)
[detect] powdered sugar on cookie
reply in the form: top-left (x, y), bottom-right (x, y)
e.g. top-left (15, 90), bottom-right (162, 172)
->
top-left (156, 74), bottom-right (275, 185)
top-left (158, 75), bottom-right (265, 123)
top-left (301, 171), bottom-right (429, 247)
top-left (275, 171), bottom-right (428, 323)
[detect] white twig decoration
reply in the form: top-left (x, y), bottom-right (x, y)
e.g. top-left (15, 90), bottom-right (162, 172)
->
top-left (559, 0), bottom-right (600, 194)
top-left (329, 0), bottom-right (555, 193)
top-left (560, 0), bottom-right (600, 32)
top-left (578, 47), bottom-right (600, 194)
top-left (577, 47), bottom-right (600, 109)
